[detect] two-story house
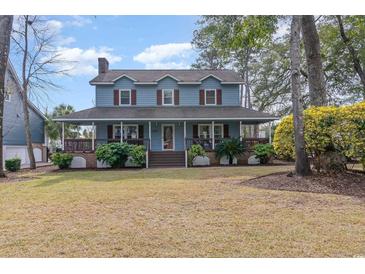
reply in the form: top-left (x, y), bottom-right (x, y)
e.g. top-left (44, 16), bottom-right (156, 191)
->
top-left (3, 62), bottom-right (47, 166)
top-left (55, 58), bottom-right (277, 167)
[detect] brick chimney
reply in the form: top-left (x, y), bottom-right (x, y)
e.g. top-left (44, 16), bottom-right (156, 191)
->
top-left (98, 57), bottom-right (109, 74)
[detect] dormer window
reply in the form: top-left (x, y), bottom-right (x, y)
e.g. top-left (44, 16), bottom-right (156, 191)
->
top-left (205, 89), bottom-right (216, 105)
top-left (120, 89), bottom-right (131, 105)
top-left (163, 89), bottom-right (174, 105)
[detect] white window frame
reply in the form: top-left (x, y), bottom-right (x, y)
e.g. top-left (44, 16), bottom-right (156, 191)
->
top-left (113, 124), bottom-right (139, 139)
top-left (205, 89), bottom-right (217, 105)
top-left (161, 124), bottom-right (175, 151)
top-left (162, 89), bottom-right (174, 106)
top-left (198, 123), bottom-right (223, 139)
top-left (119, 89), bottom-right (131, 105)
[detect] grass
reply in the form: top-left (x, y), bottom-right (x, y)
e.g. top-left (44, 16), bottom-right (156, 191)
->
top-left (0, 165), bottom-right (364, 257)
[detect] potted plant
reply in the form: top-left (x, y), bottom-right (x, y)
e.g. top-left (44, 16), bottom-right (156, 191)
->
top-left (215, 138), bottom-right (244, 165)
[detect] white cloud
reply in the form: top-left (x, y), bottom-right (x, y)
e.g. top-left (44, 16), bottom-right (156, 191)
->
top-left (46, 20), bottom-right (63, 34)
top-left (55, 46), bottom-right (122, 76)
top-left (66, 16), bottom-right (93, 27)
top-left (133, 43), bottom-right (193, 69)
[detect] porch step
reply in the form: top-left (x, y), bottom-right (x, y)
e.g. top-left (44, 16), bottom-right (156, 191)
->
top-left (149, 151), bottom-right (185, 167)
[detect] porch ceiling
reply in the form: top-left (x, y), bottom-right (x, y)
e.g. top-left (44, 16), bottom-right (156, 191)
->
top-left (54, 106), bottom-right (278, 123)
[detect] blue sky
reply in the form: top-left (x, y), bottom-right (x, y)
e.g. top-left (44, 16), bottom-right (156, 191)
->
top-left (15, 16), bottom-right (199, 112)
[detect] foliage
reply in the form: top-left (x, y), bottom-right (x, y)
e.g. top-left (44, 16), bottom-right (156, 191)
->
top-left (51, 152), bottom-right (73, 169)
top-left (187, 144), bottom-right (206, 166)
top-left (5, 158), bottom-right (21, 172)
top-left (96, 143), bottom-right (131, 168)
top-left (273, 102), bottom-right (365, 170)
top-left (215, 138), bottom-right (245, 165)
top-left (129, 145), bottom-right (146, 166)
top-left (254, 144), bottom-right (275, 164)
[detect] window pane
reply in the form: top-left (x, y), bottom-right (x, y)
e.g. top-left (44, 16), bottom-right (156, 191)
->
top-left (214, 125), bottom-right (223, 139)
top-left (206, 90), bottom-right (216, 105)
top-left (199, 125), bottom-right (211, 139)
top-left (163, 90), bottom-right (173, 105)
top-left (120, 90), bottom-right (130, 105)
top-left (123, 125), bottom-right (138, 139)
top-left (114, 126), bottom-right (121, 138)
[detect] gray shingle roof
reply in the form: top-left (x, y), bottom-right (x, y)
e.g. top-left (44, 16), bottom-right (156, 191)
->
top-left (54, 106), bottom-right (278, 123)
top-left (90, 69), bottom-right (243, 84)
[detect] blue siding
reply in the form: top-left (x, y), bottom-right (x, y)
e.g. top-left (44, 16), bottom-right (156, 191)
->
top-left (3, 71), bottom-right (44, 145)
top-left (95, 75), bottom-right (240, 107)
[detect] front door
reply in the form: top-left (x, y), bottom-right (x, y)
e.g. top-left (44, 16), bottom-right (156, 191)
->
top-left (162, 124), bottom-right (175, 151)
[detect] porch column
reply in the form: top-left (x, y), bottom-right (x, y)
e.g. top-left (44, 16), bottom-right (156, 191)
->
top-left (239, 121), bottom-right (242, 141)
top-left (120, 121), bottom-right (123, 143)
top-left (211, 121), bottom-right (215, 149)
top-left (91, 122), bottom-right (95, 151)
top-left (269, 122), bottom-right (272, 144)
top-left (148, 121), bottom-right (152, 150)
top-left (183, 121), bottom-right (186, 150)
top-left (61, 122), bottom-right (65, 150)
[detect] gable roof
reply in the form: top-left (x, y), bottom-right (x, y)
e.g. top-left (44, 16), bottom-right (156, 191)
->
top-left (7, 61), bottom-right (46, 120)
top-left (90, 69), bottom-right (244, 85)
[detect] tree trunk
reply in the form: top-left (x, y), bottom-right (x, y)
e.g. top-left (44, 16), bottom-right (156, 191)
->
top-left (21, 16), bottom-right (36, 169)
top-left (301, 15), bottom-right (327, 106)
top-left (336, 15), bottom-right (365, 98)
top-left (290, 16), bottom-right (311, 176)
top-left (0, 16), bottom-right (13, 177)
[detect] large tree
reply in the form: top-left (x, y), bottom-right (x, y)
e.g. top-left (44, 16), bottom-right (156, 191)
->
top-left (0, 16), bottom-right (13, 177)
top-left (301, 15), bottom-right (327, 106)
top-left (290, 16), bottom-right (311, 176)
top-left (12, 15), bottom-right (67, 169)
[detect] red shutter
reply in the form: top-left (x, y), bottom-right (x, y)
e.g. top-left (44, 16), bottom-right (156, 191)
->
top-left (199, 89), bottom-right (205, 105)
top-left (174, 89), bottom-right (179, 105)
top-left (224, 124), bottom-right (229, 138)
top-left (107, 125), bottom-right (113, 139)
top-left (157, 89), bottom-right (162, 105)
top-left (138, 125), bottom-right (144, 138)
top-left (193, 125), bottom-right (198, 138)
top-left (216, 89), bottom-right (222, 105)
top-left (113, 89), bottom-right (119, 105)
top-left (131, 89), bottom-right (137, 105)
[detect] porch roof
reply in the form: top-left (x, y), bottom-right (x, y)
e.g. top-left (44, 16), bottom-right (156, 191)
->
top-left (54, 106), bottom-right (278, 123)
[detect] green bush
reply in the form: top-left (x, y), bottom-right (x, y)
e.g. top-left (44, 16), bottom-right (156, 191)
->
top-left (5, 158), bottom-right (21, 172)
top-left (254, 143), bottom-right (275, 164)
top-left (129, 145), bottom-right (146, 166)
top-left (187, 144), bottom-right (206, 166)
top-left (215, 138), bottom-right (244, 165)
top-left (51, 152), bottom-right (73, 169)
top-left (96, 142), bottom-right (131, 168)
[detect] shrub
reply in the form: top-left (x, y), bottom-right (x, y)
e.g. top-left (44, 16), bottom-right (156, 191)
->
top-left (273, 101), bottom-right (365, 171)
top-left (215, 138), bottom-right (244, 165)
top-left (187, 144), bottom-right (206, 166)
top-left (51, 152), bottom-right (73, 169)
top-left (5, 158), bottom-right (21, 172)
top-left (129, 145), bottom-right (146, 166)
top-left (254, 143), bottom-right (275, 164)
top-left (96, 142), bottom-right (131, 168)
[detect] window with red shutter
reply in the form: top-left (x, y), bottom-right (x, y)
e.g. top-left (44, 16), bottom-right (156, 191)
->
top-left (199, 89), bottom-right (205, 105)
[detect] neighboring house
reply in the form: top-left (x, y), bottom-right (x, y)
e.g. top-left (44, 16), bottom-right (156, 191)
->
top-left (3, 62), bottom-right (47, 166)
top-left (55, 58), bottom-right (277, 167)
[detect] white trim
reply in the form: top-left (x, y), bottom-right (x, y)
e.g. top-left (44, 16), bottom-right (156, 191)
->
top-left (221, 81), bottom-right (244, 84)
top-left (205, 89), bottom-right (217, 105)
top-left (55, 117), bottom-right (280, 122)
top-left (198, 124), bottom-right (212, 139)
top-left (162, 89), bottom-right (174, 106)
top-left (156, 74), bottom-right (180, 82)
top-left (148, 121), bottom-right (152, 150)
top-left (239, 121), bottom-right (242, 141)
top-left (113, 123), bottom-right (139, 139)
top-left (112, 74), bottom-right (137, 82)
top-left (161, 124), bottom-right (175, 151)
top-left (61, 122), bottom-right (65, 150)
top-left (199, 74), bottom-right (223, 82)
top-left (213, 123), bottom-right (224, 139)
top-left (119, 89), bottom-right (131, 105)
top-left (198, 123), bottom-right (223, 140)
top-left (183, 120), bottom-right (186, 150)
top-left (89, 81), bottom-right (114, 85)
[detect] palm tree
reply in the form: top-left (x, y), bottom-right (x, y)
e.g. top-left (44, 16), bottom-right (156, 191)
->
top-left (45, 104), bottom-right (79, 140)
top-left (215, 138), bottom-right (244, 165)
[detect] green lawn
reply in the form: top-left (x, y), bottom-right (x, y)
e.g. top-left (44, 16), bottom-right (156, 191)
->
top-left (0, 166), bottom-right (364, 257)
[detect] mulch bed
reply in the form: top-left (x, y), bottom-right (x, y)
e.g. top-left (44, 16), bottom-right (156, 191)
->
top-left (243, 170), bottom-right (365, 199)
top-left (0, 165), bottom-right (58, 183)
